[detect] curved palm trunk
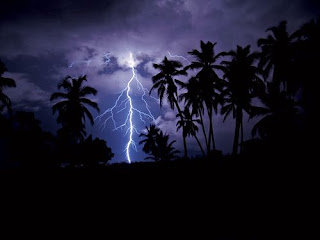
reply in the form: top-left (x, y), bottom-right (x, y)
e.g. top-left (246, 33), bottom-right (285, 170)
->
top-left (211, 110), bottom-right (216, 150)
top-left (273, 64), bottom-right (281, 93)
top-left (207, 107), bottom-right (211, 152)
top-left (174, 98), bottom-right (188, 158)
top-left (194, 134), bottom-right (205, 156)
top-left (240, 115), bottom-right (244, 153)
top-left (207, 107), bottom-right (216, 152)
top-left (198, 109), bottom-right (208, 154)
top-left (232, 107), bottom-right (242, 156)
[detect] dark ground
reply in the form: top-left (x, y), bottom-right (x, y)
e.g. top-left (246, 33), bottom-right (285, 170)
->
top-left (1, 156), bottom-right (306, 239)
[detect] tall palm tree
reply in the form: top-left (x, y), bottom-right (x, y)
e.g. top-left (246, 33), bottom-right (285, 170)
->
top-left (150, 56), bottom-right (188, 157)
top-left (50, 75), bottom-right (100, 143)
top-left (186, 40), bottom-right (225, 152)
top-left (258, 21), bottom-right (298, 95)
top-left (221, 45), bottom-right (264, 155)
top-left (180, 77), bottom-right (208, 154)
top-left (0, 60), bottom-right (16, 113)
top-left (139, 124), bottom-right (160, 155)
top-left (176, 107), bottom-right (205, 156)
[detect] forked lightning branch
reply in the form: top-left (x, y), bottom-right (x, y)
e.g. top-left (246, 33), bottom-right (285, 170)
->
top-left (95, 53), bottom-right (156, 163)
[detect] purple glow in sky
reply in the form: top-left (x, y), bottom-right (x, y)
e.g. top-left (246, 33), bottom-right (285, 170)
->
top-left (0, 0), bottom-right (319, 162)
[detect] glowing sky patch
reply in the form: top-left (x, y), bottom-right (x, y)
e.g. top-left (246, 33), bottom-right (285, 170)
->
top-left (96, 52), bottom-right (157, 163)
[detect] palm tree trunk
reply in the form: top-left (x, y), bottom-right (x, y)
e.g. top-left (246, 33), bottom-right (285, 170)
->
top-left (198, 109), bottom-right (208, 154)
top-left (273, 64), bottom-right (281, 93)
top-left (194, 134), bottom-right (205, 156)
top-left (232, 107), bottom-right (241, 156)
top-left (207, 107), bottom-right (216, 151)
top-left (211, 109), bottom-right (216, 150)
top-left (240, 111), bottom-right (244, 153)
top-left (174, 98), bottom-right (188, 158)
top-left (207, 107), bottom-right (211, 152)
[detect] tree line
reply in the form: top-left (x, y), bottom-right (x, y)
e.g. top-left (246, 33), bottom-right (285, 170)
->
top-left (0, 72), bottom-right (113, 168)
top-left (1, 17), bottom-right (319, 167)
top-left (142, 17), bottom-right (319, 161)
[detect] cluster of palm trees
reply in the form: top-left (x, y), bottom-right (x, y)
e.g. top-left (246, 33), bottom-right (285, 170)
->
top-left (1, 68), bottom-right (114, 167)
top-left (50, 75), bottom-right (115, 167)
top-left (139, 124), bottom-right (179, 161)
top-left (147, 18), bottom-right (319, 158)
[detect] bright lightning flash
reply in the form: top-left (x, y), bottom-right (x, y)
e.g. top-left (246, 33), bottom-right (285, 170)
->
top-left (96, 52), bottom-right (156, 163)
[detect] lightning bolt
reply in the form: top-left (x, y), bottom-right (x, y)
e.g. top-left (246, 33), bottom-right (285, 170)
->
top-left (68, 59), bottom-right (91, 76)
top-left (96, 52), bottom-right (157, 163)
top-left (68, 52), bottom-right (111, 76)
top-left (167, 51), bottom-right (191, 64)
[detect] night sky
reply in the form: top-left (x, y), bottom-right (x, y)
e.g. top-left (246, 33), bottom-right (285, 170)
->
top-left (1, 0), bottom-right (319, 162)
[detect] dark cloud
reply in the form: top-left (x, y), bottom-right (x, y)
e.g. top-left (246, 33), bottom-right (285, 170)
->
top-left (0, 0), bottom-right (116, 22)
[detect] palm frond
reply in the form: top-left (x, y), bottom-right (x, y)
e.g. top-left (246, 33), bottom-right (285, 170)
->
top-left (152, 72), bottom-right (165, 82)
top-left (0, 77), bottom-right (16, 90)
top-left (174, 79), bottom-right (185, 89)
top-left (50, 92), bottom-right (68, 101)
top-left (80, 86), bottom-right (97, 97)
top-left (0, 92), bottom-right (11, 107)
top-left (80, 98), bottom-right (100, 112)
top-left (83, 107), bottom-right (94, 126)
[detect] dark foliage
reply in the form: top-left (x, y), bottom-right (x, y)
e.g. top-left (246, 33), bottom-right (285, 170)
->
top-left (139, 124), bottom-right (179, 162)
top-left (0, 112), bottom-right (57, 168)
top-left (0, 60), bottom-right (16, 113)
top-left (51, 75), bottom-right (100, 143)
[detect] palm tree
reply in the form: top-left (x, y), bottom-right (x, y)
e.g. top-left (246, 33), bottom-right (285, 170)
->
top-left (50, 75), bottom-right (100, 143)
top-left (294, 17), bottom-right (320, 135)
top-left (186, 40), bottom-right (225, 152)
top-left (176, 107), bottom-right (205, 156)
top-left (250, 82), bottom-right (298, 140)
top-left (150, 131), bottom-right (179, 162)
top-left (221, 45), bottom-right (264, 155)
top-left (153, 131), bottom-right (179, 162)
top-left (150, 57), bottom-right (188, 157)
top-left (180, 77), bottom-right (208, 154)
top-left (139, 125), bottom-right (179, 162)
top-left (139, 124), bottom-right (160, 155)
top-left (257, 21), bottom-right (298, 95)
top-left (0, 60), bottom-right (16, 113)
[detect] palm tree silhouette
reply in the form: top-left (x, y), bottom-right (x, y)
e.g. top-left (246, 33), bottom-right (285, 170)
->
top-left (258, 21), bottom-right (298, 95)
top-left (186, 41), bottom-right (224, 152)
top-left (176, 107), bottom-right (205, 156)
top-left (150, 56), bottom-right (188, 157)
top-left (0, 60), bottom-right (16, 113)
top-left (298, 17), bottom-right (320, 43)
top-left (180, 77), bottom-right (208, 154)
top-left (139, 124), bottom-right (160, 155)
top-left (139, 125), bottom-right (179, 162)
top-left (152, 131), bottom-right (179, 162)
top-left (221, 45), bottom-right (264, 155)
top-left (250, 82), bottom-right (298, 140)
top-left (50, 75), bottom-right (100, 143)
top-left (294, 17), bottom-right (320, 138)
